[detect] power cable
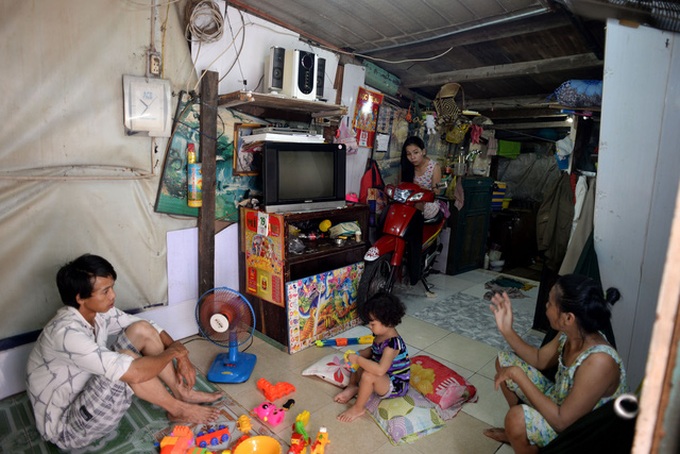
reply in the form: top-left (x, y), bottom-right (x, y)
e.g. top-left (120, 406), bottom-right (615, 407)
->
top-left (185, 0), bottom-right (225, 44)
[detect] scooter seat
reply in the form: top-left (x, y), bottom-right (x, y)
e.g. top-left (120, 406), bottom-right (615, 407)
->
top-left (424, 210), bottom-right (444, 225)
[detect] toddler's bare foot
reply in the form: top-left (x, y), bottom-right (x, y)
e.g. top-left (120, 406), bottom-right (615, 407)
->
top-left (176, 384), bottom-right (223, 404)
top-left (168, 402), bottom-right (220, 423)
top-left (337, 405), bottom-right (365, 422)
top-left (334, 385), bottom-right (358, 404)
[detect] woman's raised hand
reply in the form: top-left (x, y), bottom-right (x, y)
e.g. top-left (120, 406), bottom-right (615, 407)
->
top-left (489, 291), bottom-right (514, 335)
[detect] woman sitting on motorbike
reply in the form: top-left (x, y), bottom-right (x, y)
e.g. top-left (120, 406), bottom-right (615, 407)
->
top-left (399, 136), bottom-right (444, 284)
top-left (400, 136), bottom-right (443, 220)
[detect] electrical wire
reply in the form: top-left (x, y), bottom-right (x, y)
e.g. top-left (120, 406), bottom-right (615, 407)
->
top-left (222, 7), bottom-right (247, 87)
top-left (190, 12), bottom-right (247, 92)
top-left (354, 46), bottom-right (454, 65)
top-left (185, 0), bottom-right (225, 44)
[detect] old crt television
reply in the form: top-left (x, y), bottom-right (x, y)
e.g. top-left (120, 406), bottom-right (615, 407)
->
top-left (262, 142), bottom-right (347, 213)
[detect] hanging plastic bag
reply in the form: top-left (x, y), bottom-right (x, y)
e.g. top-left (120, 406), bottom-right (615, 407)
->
top-left (334, 115), bottom-right (359, 154)
top-left (445, 119), bottom-right (470, 144)
top-left (359, 159), bottom-right (385, 204)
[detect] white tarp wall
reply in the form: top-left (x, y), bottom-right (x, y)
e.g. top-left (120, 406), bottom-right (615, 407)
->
top-left (0, 0), bottom-right (198, 340)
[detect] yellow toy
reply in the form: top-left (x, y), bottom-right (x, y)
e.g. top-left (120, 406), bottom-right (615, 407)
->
top-left (343, 349), bottom-right (359, 372)
top-left (288, 410), bottom-right (311, 454)
top-left (310, 427), bottom-right (330, 454)
top-left (236, 414), bottom-right (252, 434)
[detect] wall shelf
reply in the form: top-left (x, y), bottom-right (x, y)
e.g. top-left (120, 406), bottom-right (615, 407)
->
top-left (218, 90), bottom-right (347, 120)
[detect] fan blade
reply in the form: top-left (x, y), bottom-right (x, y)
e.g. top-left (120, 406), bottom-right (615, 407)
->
top-left (196, 288), bottom-right (255, 347)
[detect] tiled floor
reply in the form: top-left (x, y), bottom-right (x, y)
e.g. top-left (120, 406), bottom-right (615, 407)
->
top-left (185, 269), bottom-right (543, 454)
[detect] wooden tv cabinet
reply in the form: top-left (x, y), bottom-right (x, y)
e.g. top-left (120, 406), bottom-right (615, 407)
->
top-left (238, 204), bottom-right (368, 349)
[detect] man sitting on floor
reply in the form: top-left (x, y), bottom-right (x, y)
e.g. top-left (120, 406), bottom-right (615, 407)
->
top-left (26, 254), bottom-right (221, 450)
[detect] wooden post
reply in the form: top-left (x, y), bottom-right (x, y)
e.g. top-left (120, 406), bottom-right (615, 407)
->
top-left (198, 70), bottom-right (218, 296)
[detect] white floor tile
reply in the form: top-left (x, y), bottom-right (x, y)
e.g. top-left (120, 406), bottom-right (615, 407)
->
top-left (495, 442), bottom-right (515, 453)
top-left (462, 373), bottom-right (509, 428)
top-left (397, 316), bottom-right (450, 351)
top-left (424, 332), bottom-right (499, 373)
top-left (477, 355), bottom-right (499, 380)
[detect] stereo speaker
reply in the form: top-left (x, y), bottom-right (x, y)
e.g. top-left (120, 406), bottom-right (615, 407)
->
top-left (264, 46), bottom-right (285, 93)
top-left (283, 49), bottom-right (317, 100)
top-left (316, 57), bottom-right (326, 100)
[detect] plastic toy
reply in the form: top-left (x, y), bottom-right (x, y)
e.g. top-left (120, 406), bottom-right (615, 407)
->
top-left (253, 401), bottom-right (285, 426)
top-left (195, 425), bottom-right (230, 448)
top-left (236, 415), bottom-right (252, 434)
top-left (315, 334), bottom-right (374, 347)
top-left (343, 349), bottom-right (359, 372)
top-left (160, 425), bottom-right (195, 454)
top-left (310, 427), bottom-right (330, 454)
top-left (233, 436), bottom-right (282, 454)
top-left (288, 411), bottom-right (310, 454)
top-left (256, 377), bottom-right (296, 401)
top-left (230, 434), bottom-right (251, 453)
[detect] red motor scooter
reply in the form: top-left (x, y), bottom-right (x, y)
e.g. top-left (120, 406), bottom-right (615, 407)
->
top-left (358, 182), bottom-right (446, 305)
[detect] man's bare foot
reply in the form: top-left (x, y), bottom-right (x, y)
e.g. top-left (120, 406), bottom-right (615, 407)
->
top-left (334, 385), bottom-right (358, 404)
top-left (483, 427), bottom-right (509, 443)
top-left (168, 402), bottom-right (220, 423)
top-left (175, 385), bottom-right (223, 404)
top-left (337, 405), bottom-right (365, 422)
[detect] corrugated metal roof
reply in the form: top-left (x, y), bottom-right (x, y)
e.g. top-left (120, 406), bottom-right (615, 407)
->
top-left (223, 0), bottom-right (653, 126)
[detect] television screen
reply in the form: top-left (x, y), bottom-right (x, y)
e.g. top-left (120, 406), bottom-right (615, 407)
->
top-left (262, 142), bottom-right (346, 213)
top-left (278, 150), bottom-right (334, 201)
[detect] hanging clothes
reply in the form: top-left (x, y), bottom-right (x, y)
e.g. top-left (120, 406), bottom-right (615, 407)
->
top-left (560, 176), bottom-right (596, 275)
top-left (536, 172), bottom-right (574, 271)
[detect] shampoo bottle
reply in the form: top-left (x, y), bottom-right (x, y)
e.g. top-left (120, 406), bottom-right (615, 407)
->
top-left (187, 143), bottom-right (202, 207)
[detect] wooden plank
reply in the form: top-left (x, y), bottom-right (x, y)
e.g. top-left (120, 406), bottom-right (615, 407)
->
top-left (487, 120), bottom-right (572, 130)
top-left (401, 53), bottom-right (603, 87)
top-left (217, 91), bottom-right (347, 117)
top-left (198, 70), bottom-right (218, 296)
top-left (466, 94), bottom-right (553, 111)
top-left (633, 181), bottom-right (680, 453)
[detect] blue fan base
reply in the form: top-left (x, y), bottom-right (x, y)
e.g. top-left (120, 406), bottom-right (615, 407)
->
top-left (207, 351), bottom-right (257, 383)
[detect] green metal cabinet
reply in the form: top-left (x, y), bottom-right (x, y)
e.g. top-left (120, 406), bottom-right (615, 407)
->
top-left (446, 177), bottom-right (493, 275)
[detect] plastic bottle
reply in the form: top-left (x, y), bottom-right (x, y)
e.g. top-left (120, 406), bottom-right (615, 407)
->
top-left (187, 143), bottom-right (202, 207)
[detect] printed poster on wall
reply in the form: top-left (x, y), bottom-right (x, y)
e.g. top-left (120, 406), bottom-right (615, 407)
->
top-left (243, 208), bottom-right (285, 306)
top-left (155, 95), bottom-right (266, 221)
top-left (286, 262), bottom-right (364, 353)
top-left (353, 87), bottom-right (384, 149)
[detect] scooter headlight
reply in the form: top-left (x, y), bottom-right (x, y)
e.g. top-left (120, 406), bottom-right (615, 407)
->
top-left (393, 187), bottom-right (412, 202)
top-left (408, 192), bottom-right (425, 202)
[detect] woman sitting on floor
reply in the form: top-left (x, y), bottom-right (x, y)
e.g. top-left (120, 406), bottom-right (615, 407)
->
top-left (484, 274), bottom-right (628, 453)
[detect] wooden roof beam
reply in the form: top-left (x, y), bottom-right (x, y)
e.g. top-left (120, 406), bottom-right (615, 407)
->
top-left (401, 53), bottom-right (602, 88)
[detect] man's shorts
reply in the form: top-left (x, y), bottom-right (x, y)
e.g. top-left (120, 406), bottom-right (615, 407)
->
top-left (56, 331), bottom-right (139, 449)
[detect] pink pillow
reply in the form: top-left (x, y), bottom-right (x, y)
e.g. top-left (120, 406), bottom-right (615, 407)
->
top-left (410, 355), bottom-right (477, 410)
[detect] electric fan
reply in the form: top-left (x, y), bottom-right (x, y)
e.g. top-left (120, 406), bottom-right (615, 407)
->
top-left (195, 287), bottom-right (257, 383)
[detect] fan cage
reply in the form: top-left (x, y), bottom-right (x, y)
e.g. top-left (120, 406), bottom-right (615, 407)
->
top-left (195, 287), bottom-right (256, 349)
